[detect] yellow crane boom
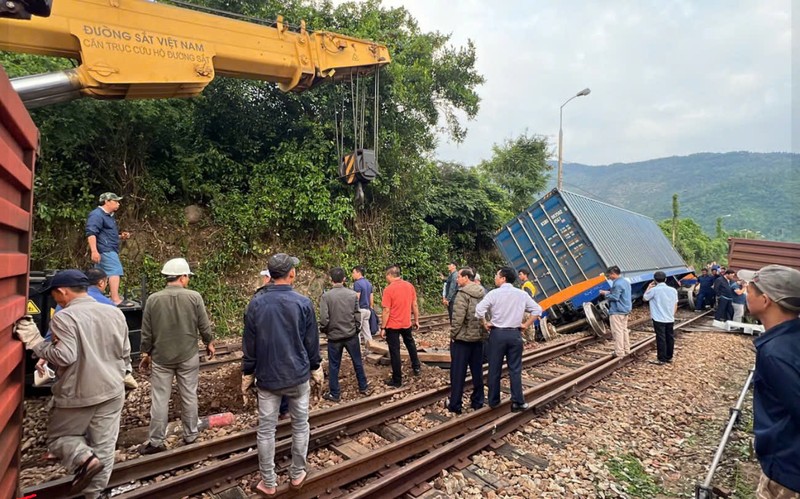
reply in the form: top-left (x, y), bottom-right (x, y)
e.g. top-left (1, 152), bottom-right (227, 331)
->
top-left (0, 0), bottom-right (390, 106)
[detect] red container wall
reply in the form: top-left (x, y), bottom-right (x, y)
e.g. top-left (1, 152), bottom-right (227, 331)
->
top-left (728, 238), bottom-right (800, 272)
top-left (0, 66), bottom-right (37, 499)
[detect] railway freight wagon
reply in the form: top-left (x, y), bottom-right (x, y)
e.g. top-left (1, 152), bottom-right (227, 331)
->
top-left (494, 189), bottom-right (695, 326)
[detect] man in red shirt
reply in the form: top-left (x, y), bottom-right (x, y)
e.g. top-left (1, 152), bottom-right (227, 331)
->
top-left (380, 265), bottom-right (422, 387)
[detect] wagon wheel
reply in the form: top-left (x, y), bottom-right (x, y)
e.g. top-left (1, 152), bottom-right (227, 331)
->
top-left (583, 302), bottom-right (610, 339)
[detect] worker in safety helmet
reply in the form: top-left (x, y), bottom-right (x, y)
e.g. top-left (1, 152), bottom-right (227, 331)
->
top-left (738, 265), bottom-right (800, 498)
top-left (139, 258), bottom-right (215, 455)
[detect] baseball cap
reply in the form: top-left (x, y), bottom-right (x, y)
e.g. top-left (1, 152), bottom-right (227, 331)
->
top-left (268, 253), bottom-right (299, 276)
top-left (42, 269), bottom-right (91, 292)
top-left (99, 192), bottom-right (123, 203)
top-left (738, 265), bottom-right (800, 311)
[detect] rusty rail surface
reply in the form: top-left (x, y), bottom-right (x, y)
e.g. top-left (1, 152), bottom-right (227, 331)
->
top-left (329, 311), bottom-right (713, 499)
top-left (101, 334), bottom-right (599, 499)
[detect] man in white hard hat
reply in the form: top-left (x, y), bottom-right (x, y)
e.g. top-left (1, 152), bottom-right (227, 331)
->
top-left (139, 258), bottom-right (215, 454)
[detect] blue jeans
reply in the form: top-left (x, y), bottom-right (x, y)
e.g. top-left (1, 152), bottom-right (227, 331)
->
top-left (327, 335), bottom-right (368, 397)
top-left (696, 289), bottom-right (714, 310)
top-left (256, 381), bottom-right (310, 487)
top-left (448, 340), bottom-right (485, 412)
top-left (487, 328), bottom-right (524, 406)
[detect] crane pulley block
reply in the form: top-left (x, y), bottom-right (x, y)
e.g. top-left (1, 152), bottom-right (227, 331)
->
top-left (339, 149), bottom-right (378, 185)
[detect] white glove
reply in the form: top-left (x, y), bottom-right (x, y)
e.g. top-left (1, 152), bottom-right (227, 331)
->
top-left (124, 372), bottom-right (139, 390)
top-left (14, 315), bottom-right (43, 350)
top-left (310, 366), bottom-right (324, 387)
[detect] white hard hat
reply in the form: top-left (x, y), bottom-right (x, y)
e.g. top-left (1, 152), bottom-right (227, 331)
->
top-left (161, 258), bottom-right (194, 276)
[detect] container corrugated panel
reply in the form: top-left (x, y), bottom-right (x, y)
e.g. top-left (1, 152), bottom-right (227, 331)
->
top-left (494, 189), bottom-right (689, 300)
top-left (0, 66), bottom-right (37, 499)
top-left (728, 238), bottom-right (800, 272)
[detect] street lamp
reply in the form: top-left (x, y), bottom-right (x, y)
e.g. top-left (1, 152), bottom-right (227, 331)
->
top-left (557, 87), bottom-right (591, 191)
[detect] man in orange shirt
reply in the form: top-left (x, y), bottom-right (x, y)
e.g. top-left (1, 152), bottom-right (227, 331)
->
top-left (380, 265), bottom-right (422, 388)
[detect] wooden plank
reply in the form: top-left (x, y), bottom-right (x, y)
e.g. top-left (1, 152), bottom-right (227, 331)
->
top-left (380, 423), bottom-right (415, 442)
top-left (424, 412), bottom-right (449, 423)
top-left (406, 481), bottom-right (432, 497)
top-left (461, 467), bottom-right (496, 491)
top-left (330, 439), bottom-right (371, 460)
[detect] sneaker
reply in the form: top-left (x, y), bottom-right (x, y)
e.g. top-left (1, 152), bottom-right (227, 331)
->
top-left (359, 384), bottom-right (372, 395)
top-left (322, 392), bottom-right (340, 402)
top-left (510, 402), bottom-right (529, 413)
top-left (413, 367), bottom-right (421, 376)
top-left (384, 379), bottom-right (402, 388)
top-left (139, 443), bottom-right (166, 455)
top-left (648, 360), bottom-right (666, 366)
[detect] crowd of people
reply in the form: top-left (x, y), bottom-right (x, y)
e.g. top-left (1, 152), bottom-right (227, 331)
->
top-left (8, 193), bottom-right (799, 498)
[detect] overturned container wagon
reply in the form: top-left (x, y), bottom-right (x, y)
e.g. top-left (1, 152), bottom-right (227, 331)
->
top-left (494, 189), bottom-right (695, 330)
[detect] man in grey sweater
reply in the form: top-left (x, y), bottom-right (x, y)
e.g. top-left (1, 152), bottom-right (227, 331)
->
top-left (139, 258), bottom-right (215, 454)
top-left (319, 267), bottom-right (369, 402)
top-left (15, 269), bottom-right (131, 498)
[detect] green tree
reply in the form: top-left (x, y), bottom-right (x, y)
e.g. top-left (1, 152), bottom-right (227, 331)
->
top-left (479, 133), bottom-right (552, 213)
top-left (658, 218), bottom-right (727, 268)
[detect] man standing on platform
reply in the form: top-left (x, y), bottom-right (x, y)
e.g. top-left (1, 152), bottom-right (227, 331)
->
top-left (447, 268), bottom-right (486, 414)
top-left (599, 265), bottom-right (632, 357)
top-left (643, 271), bottom-right (678, 365)
top-left (475, 266), bottom-right (541, 413)
top-left (320, 267), bottom-right (370, 402)
top-left (380, 264), bottom-right (422, 388)
top-left (738, 265), bottom-right (800, 499)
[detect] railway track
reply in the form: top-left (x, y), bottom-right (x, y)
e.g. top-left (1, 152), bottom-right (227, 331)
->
top-left (24, 311), bottom-right (705, 498)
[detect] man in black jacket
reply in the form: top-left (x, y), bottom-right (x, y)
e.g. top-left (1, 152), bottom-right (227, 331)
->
top-left (320, 267), bottom-right (370, 402)
top-left (241, 254), bottom-right (322, 495)
top-left (714, 270), bottom-right (735, 321)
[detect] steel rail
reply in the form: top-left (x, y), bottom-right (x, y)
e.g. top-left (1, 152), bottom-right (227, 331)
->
top-left (22, 390), bottom-right (398, 499)
top-left (284, 311), bottom-right (712, 498)
top-left (108, 334), bottom-right (600, 499)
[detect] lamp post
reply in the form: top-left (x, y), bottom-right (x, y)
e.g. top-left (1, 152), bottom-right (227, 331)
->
top-left (557, 87), bottom-right (591, 191)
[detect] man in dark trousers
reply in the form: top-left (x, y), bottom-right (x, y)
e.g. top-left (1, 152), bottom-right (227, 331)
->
top-left (475, 266), bottom-right (542, 412)
top-left (714, 269), bottom-right (735, 321)
top-left (381, 264), bottom-right (422, 388)
top-left (643, 271), bottom-right (678, 365)
top-left (738, 265), bottom-right (800, 498)
top-left (242, 253), bottom-right (322, 495)
top-left (320, 267), bottom-right (370, 402)
top-left (446, 268), bottom-right (486, 414)
top-left (443, 261), bottom-right (458, 323)
top-left (695, 268), bottom-right (716, 311)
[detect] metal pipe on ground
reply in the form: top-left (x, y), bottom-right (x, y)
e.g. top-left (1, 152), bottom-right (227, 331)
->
top-left (695, 367), bottom-right (755, 499)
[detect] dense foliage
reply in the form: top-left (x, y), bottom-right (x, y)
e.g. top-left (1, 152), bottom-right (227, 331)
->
top-left (3, 0), bottom-right (554, 332)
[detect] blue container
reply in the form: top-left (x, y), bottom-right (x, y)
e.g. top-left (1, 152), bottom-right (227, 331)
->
top-left (494, 189), bottom-right (692, 305)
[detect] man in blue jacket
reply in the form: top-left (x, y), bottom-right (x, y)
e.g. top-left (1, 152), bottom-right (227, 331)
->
top-left (599, 265), bottom-right (632, 357)
top-left (241, 254), bottom-right (322, 496)
top-left (695, 268), bottom-right (716, 311)
top-left (738, 265), bottom-right (800, 498)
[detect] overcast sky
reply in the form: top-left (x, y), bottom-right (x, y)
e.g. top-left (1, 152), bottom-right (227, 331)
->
top-left (373, 0), bottom-right (793, 166)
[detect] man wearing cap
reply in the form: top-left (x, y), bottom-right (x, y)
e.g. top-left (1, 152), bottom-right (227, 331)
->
top-left (86, 192), bottom-right (131, 306)
top-left (738, 265), bottom-right (800, 498)
top-left (643, 271), bottom-right (679, 365)
top-left (14, 270), bottom-right (131, 498)
top-left (242, 254), bottom-right (322, 495)
top-left (139, 258), bottom-right (215, 455)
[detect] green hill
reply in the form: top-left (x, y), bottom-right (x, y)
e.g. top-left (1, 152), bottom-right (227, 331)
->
top-left (549, 152), bottom-right (799, 241)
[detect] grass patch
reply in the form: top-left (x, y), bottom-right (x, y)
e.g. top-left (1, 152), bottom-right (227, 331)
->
top-left (732, 466), bottom-right (756, 499)
top-left (606, 453), bottom-right (664, 498)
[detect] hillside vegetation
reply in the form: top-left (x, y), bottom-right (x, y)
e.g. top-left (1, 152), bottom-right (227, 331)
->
top-left (555, 152), bottom-right (798, 241)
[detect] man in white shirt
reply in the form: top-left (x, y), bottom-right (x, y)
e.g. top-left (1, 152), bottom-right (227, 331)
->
top-left (475, 266), bottom-right (542, 412)
top-left (643, 271), bottom-right (679, 365)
